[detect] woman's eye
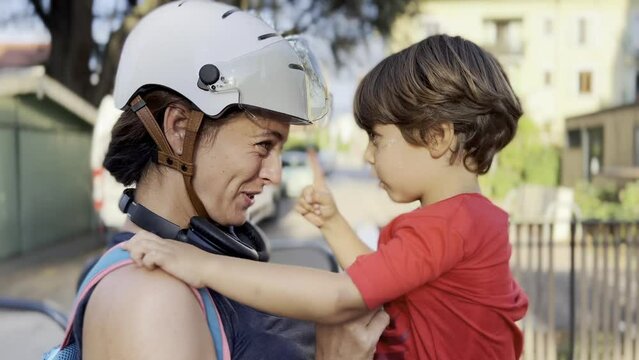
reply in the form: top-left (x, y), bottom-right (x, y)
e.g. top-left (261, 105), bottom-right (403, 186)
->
top-left (256, 141), bottom-right (274, 154)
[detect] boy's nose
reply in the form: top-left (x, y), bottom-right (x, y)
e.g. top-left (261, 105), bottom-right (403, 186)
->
top-left (363, 142), bottom-right (375, 164)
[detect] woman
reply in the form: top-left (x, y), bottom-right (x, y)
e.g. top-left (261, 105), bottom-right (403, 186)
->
top-left (65, 1), bottom-right (387, 359)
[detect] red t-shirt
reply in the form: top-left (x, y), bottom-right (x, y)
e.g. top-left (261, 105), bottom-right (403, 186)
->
top-left (347, 193), bottom-right (528, 360)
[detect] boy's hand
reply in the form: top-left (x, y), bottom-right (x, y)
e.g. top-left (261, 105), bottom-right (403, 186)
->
top-left (122, 231), bottom-right (210, 288)
top-left (295, 149), bottom-right (339, 227)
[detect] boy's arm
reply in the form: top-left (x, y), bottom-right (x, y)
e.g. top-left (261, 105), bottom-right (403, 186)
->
top-left (300, 150), bottom-right (373, 268)
top-left (123, 233), bottom-right (369, 324)
top-left (199, 253), bottom-right (369, 323)
top-left (319, 213), bottom-right (373, 268)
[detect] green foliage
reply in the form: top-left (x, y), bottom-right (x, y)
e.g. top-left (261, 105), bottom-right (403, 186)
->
top-left (284, 128), bottom-right (322, 151)
top-left (284, 126), bottom-right (351, 153)
top-left (620, 180), bottom-right (639, 219)
top-left (574, 180), bottom-right (639, 220)
top-left (574, 181), bottom-right (622, 220)
top-left (480, 117), bottom-right (560, 199)
top-left (575, 181), bottom-right (639, 220)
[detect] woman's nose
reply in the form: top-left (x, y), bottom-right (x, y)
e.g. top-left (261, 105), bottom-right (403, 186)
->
top-left (260, 153), bottom-right (282, 185)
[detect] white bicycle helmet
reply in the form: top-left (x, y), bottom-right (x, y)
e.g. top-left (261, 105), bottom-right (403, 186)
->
top-left (113, 0), bottom-right (329, 124)
top-left (112, 0), bottom-right (329, 217)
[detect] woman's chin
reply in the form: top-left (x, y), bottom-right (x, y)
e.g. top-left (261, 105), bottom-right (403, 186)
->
top-left (220, 212), bottom-right (249, 227)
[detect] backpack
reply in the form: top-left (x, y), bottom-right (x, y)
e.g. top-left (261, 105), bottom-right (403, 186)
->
top-left (43, 243), bottom-right (231, 360)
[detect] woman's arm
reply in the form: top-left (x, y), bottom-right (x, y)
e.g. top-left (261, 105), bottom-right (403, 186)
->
top-left (82, 265), bottom-right (217, 360)
top-left (316, 309), bottom-right (390, 360)
top-left (123, 232), bottom-right (369, 324)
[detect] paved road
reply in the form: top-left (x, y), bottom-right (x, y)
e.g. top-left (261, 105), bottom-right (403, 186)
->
top-left (0, 166), bottom-right (413, 359)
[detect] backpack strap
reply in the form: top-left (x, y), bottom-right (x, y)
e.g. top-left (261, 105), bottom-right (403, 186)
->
top-left (61, 242), bottom-right (230, 360)
top-left (199, 288), bottom-right (231, 360)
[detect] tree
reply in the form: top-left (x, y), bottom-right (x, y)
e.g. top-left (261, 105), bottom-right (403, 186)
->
top-left (479, 117), bottom-right (561, 200)
top-left (17, 0), bottom-right (416, 106)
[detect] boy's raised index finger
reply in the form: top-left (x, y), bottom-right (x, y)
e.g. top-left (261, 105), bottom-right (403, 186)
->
top-left (307, 148), bottom-right (326, 188)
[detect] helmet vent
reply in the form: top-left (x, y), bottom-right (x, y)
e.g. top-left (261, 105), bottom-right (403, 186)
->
top-left (288, 64), bottom-right (304, 71)
top-left (222, 9), bottom-right (239, 19)
top-left (257, 33), bottom-right (278, 41)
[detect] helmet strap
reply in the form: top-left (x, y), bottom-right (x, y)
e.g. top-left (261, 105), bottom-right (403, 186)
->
top-left (130, 95), bottom-right (208, 218)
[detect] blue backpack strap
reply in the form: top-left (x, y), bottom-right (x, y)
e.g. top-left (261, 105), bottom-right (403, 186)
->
top-left (199, 288), bottom-right (231, 360)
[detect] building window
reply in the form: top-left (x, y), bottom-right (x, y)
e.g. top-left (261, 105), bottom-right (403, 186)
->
top-left (634, 126), bottom-right (639, 166)
top-left (587, 127), bottom-right (603, 179)
top-left (567, 129), bottom-right (581, 148)
top-left (544, 71), bottom-right (552, 86)
top-left (544, 18), bottom-right (553, 35)
top-left (578, 18), bottom-right (588, 45)
top-left (483, 18), bottom-right (523, 54)
top-left (579, 71), bottom-right (592, 94)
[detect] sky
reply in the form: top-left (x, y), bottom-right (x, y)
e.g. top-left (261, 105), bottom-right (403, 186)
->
top-left (0, 0), bottom-right (50, 43)
top-left (0, 0), bottom-right (132, 44)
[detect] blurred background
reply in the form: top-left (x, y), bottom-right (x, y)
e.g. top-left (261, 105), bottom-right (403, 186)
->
top-left (0, 0), bottom-right (638, 359)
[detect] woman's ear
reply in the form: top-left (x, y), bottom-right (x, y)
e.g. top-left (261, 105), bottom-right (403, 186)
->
top-left (163, 105), bottom-right (189, 156)
top-left (428, 122), bottom-right (456, 159)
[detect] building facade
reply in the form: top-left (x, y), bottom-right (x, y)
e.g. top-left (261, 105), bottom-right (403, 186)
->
top-left (0, 67), bottom-right (97, 260)
top-left (562, 103), bottom-right (639, 186)
top-left (391, 0), bottom-right (639, 144)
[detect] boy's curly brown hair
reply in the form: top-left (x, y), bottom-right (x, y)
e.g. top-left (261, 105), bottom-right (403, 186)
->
top-left (354, 34), bottom-right (523, 175)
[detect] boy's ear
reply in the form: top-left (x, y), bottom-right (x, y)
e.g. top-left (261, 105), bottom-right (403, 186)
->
top-left (428, 122), bottom-right (456, 159)
top-left (163, 105), bottom-right (189, 156)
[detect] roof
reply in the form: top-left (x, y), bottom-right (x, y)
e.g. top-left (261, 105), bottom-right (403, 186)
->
top-left (0, 66), bottom-right (96, 125)
top-left (566, 102), bottom-right (639, 123)
top-left (0, 43), bottom-right (49, 67)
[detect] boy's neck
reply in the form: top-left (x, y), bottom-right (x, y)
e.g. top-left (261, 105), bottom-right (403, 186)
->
top-left (419, 169), bottom-right (481, 206)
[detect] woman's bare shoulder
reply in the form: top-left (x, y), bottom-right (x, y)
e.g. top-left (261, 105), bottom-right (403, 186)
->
top-left (82, 265), bottom-right (216, 359)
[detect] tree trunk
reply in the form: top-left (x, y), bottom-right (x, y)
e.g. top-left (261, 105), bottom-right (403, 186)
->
top-left (92, 0), bottom-right (172, 105)
top-left (45, 0), bottom-right (95, 104)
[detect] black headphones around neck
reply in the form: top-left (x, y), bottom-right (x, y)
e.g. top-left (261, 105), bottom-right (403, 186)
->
top-left (118, 188), bottom-right (269, 262)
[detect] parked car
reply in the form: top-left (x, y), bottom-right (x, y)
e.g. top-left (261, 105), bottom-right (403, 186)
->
top-left (281, 150), bottom-right (314, 198)
top-left (281, 147), bottom-right (336, 198)
top-left (91, 95), bottom-right (127, 231)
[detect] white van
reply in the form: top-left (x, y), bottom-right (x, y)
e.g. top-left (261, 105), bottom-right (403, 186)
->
top-left (90, 95), bottom-right (127, 230)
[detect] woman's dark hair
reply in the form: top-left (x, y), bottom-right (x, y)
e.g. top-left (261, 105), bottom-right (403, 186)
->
top-left (103, 89), bottom-right (227, 186)
top-left (354, 34), bottom-right (523, 174)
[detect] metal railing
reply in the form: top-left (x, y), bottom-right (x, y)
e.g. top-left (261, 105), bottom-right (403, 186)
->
top-left (512, 220), bottom-right (639, 360)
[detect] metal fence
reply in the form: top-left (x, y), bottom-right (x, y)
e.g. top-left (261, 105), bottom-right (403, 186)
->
top-left (512, 220), bottom-right (639, 360)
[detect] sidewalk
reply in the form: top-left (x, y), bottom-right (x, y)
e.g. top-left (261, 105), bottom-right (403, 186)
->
top-left (0, 231), bottom-right (104, 309)
top-left (0, 232), bottom-right (104, 358)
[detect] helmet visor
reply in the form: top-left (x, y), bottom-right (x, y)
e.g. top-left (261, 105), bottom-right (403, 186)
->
top-left (199, 37), bottom-right (330, 124)
top-left (286, 36), bottom-right (331, 124)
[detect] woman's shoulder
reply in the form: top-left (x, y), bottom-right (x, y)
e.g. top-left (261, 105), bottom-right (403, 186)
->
top-left (92, 264), bottom-right (199, 307)
top-left (83, 265), bottom-right (216, 359)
